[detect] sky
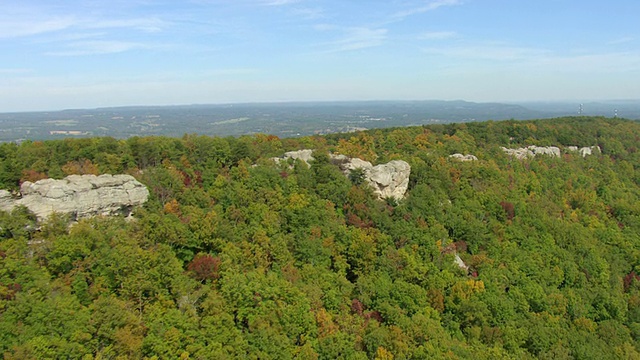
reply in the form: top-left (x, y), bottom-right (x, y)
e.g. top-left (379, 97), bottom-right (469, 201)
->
top-left (0, 0), bottom-right (639, 112)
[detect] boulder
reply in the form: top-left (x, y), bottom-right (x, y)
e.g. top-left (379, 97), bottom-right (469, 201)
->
top-left (368, 160), bottom-right (411, 200)
top-left (579, 146), bottom-right (601, 157)
top-left (272, 149), bottom-right (315, 167)
top-left (0, 190), bottom-right (14, 213)
top-left (331, 155), bottom-right (411, 200)
top-left (1, 174), bottom-right (149, 221)
top-left (449, 154), bottom-right (478, 161)
top-left (529, 146), bottom-right (561, 157)
top-left (501, 146), bottom-right (534, 159)
top-left (502, 146), bottom-right (560, 159)
top-left (273, 149), bottom-right (411, 200)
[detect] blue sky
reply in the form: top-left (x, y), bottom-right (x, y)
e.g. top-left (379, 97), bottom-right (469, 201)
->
top-left (1, 0), bottom-right (639, 111)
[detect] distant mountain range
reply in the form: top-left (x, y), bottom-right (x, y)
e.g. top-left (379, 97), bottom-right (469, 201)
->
top-left (0, 100), bottom-right (638, 141)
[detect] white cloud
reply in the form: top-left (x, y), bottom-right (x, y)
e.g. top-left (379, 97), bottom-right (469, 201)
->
top-left (321, 27), bottom-right (388, 53)
top-left (0, 16), bottom-right (76, 38)
top-left (47, 41), bottom-right (145, 56)
top-left (422, 41), bottom-right (640, 73)
top-left (263, 0), bottom-right (299, 5)
top-left (422, 43), bottom-right (548, 61)
top-left (292, 7), bottom-right (324, 19)
top-left (0, 3), bottom-right (169, 40)
top-left (418, 31), bottom-right (457, 40)
top-left (609, 36), bottom-right (634, 45)
top-left (393, 0), bottom-right (462, 20)
top-left (82, 18), bottom-right (168, 33)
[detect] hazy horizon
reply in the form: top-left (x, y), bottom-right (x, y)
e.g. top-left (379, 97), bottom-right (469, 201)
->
top-left (1, 0), bottom-right (639, 112)
top-left (2, 98), bottom-right (640, 115)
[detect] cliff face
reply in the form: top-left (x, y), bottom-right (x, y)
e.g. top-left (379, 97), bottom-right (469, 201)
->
top-left (0, 174), bottom-right (149, 221)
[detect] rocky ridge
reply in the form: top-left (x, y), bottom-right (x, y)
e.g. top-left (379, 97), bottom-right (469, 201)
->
top-left (273, 150), bottom-right (411, 200)
top-left (501, 145), bottom-right (562, 159)
top-left (0, 174), bottom-right (149, 221)
top-left (449, 154), bottom-right (478, 161)
top-left (566, 146), bottom-right (601, 157)
top-left (272, 149), bottom-right (315, 166)
top-left (501, 145), bottom-right (601, 159)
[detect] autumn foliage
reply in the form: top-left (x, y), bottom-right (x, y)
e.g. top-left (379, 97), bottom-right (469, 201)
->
top-left (187, 254), bottom-right (221, 282)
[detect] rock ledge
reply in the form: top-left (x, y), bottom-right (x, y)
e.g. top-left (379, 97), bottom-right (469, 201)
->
top-left (0, 174), bottom-right (149, 221)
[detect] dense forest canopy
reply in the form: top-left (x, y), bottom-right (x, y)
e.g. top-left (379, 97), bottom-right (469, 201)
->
top-left (1, 116), bottom-right (639, 359)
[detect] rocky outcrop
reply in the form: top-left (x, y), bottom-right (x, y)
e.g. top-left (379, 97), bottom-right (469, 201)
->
top-left (273, 149), bottom-right (411, 200)
top-left (566, 146), bottom-right (601, 157)
top-left (0, 190), bottom-right (14, 213)
top-left (504, 145), bottom-right (602, 160)
top-left (579, 146), bottom-right (599, 157)
top-left (531, 146), bottom-right (561, 157)
top-left (449, 154), bottom-right (478, 161)
top-left (331, 155), bottom-right (411, 200)
top-left (454, 254), bottom-right (469, 272)
top-left (501, 146), bottom-right (560, 159)
top-left (272, 149), bottom-right (315, 167)
top-left (367, 160), bottom-right (411, 200)
top-left (501, 147), bottom-right (533, 159)
top-left (0, 174), bottom-right (149, 221)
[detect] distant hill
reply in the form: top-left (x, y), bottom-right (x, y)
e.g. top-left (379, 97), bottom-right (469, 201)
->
top-left (0, 100), bottom-right (638, 142)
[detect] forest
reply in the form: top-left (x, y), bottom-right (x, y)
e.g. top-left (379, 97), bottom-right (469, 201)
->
top-left (0, 116), bottom-right (639, 359)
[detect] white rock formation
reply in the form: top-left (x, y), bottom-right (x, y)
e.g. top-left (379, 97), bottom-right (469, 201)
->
top-left (0, 190), bottom-right (14, 213)
top-left (273, 149), bottom-right (411, 200)
top-left (454, 254), bottom-right (469, 272)
top-left (530, 146), bottom-right (561, 157)
top-left (578, 146), bottom-right (601, 157)
top-left (449, 154), bottom-right (478, 161)
top-left (565, 146), bottom-right (601, 157)
top-left (368, 161), bottom-right (411, 200)
top-left (502, 146), bottom-right (560, 159)
top-left (272, 149), bottom-right (315, 167)
top-left (0, 174), bottom-right (149, 221)
top-left (331, 155), bottom-right (411, 200)
top-left (501, 147), bottom-right (534, 159)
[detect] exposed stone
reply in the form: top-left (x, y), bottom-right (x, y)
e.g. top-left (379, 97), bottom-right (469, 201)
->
top-left (331, 154), bottom-right (411, 200)
top-left (1, 174), bottom-right (149, 222)
top-left (449, 154), bottom-right (478, 161)
top-left (565, 145), bottom-right (601, 157)
top-left (501, 146), bottom-right (534, 159)
top-left (339, 157), bottom-right (373, 173)
top-left (530, 146), bottom-right (561, 157)
top-left (579, 146), bottom-right (601, 157)
top-left (272, 149), bottom-right (315, 167)
top-left (272, 149), bottom-right (411, 200)
top-left (454, 254), bottom-right (469, 272)
top-left (0, 190), bottom-right (14, 213)
top-left (502, 146), bottom-right (560, 159)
